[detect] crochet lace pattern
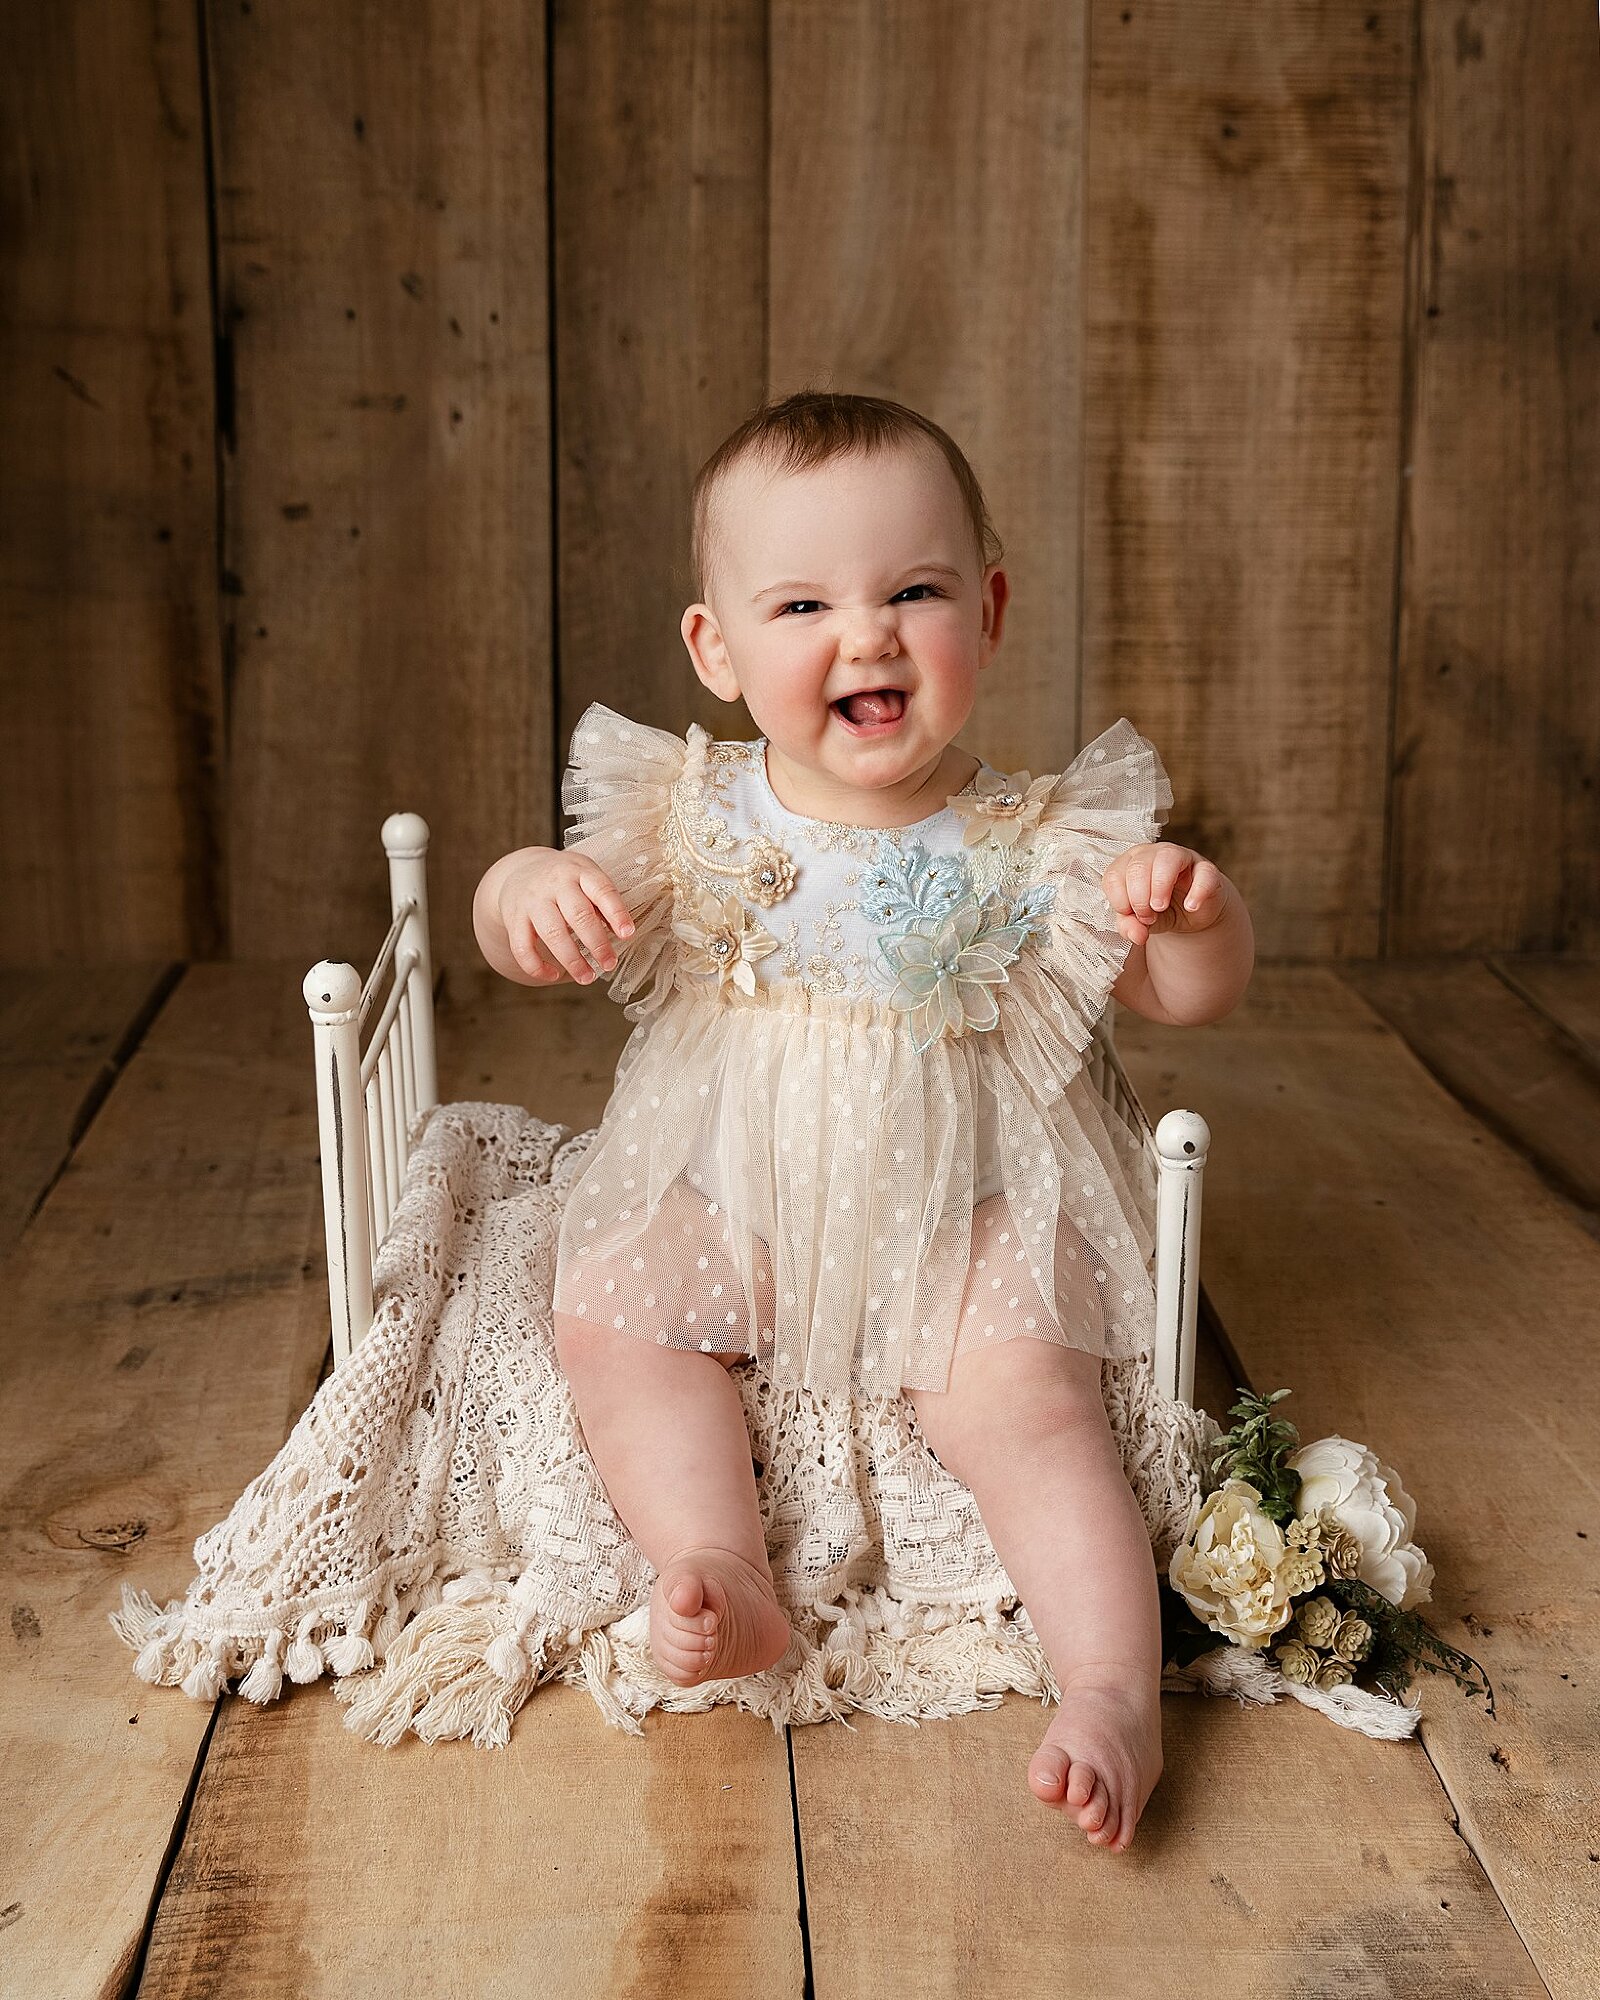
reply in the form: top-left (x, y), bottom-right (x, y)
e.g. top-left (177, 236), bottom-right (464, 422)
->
top-left (111, 1101), bottom-right (1421, 1746)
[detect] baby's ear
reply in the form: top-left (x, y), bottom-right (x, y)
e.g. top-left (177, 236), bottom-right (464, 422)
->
top-left (680, 604), bottom-right (739, 699)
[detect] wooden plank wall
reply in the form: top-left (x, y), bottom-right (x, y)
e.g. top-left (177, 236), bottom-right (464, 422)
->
top-left (1, 0), bottom-right (1595, 972)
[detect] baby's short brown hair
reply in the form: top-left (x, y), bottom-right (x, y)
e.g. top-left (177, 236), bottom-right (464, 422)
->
top-left (690, 387), bottom-right (1003, 605)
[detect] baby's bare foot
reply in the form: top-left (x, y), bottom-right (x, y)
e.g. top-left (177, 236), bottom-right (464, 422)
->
top-left (648, 1544), bottom-right (792, 1688)
top-left (1028, 1664), bottom-right (1164, 1852)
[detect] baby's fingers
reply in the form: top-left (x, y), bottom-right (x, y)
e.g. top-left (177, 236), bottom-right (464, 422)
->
top-left (505, 911), bottom-right (565, 984)
top-left (574, 865), bottom-right (636, 944)
top-left (530, 896), bottom-right (605, 984)
top-left (1179, 858), bottom-right (1225, 914)
top-left (1145, 846), bottom-right (1195, 915)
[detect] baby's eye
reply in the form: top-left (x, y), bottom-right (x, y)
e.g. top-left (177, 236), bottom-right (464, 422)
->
top-left (893, 583), bottom-right (944, 601)
top-left (777, 600), bottom-right (822, 617)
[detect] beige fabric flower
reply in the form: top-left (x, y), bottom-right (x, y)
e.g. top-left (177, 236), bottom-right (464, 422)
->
top-left (672, 889), bottom-right (781, 997)
top-left (948, 768), bottom-right (1060, 850)
top-left (1273, 1637), bottom-right (1321, 1685)
top-left (1294, 1594), bottom-right (1342, 1649)
top-left (1331, 1613), bottom-right (1374, 1664)
top-left (1167, 1478), bottom-right (1296, 1650)
top-left (1313, 1657), bottom-right (1356, 1691)
top-left (1279, 1548), bottom-right (1325, 1596)
top-left (739, 835), bottom-right (797, 908)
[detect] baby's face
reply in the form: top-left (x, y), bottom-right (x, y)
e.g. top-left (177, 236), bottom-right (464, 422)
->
top-left (682, 444), bottom-right (1005, 809)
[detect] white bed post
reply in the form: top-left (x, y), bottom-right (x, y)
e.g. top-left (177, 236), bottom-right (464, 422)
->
top-left (303, 961), bottom-right (374, 1369)
top-left (383, 812), bottom-right (438, 1117)
top-left (1153, 1109), bottom-right (1210, 1407)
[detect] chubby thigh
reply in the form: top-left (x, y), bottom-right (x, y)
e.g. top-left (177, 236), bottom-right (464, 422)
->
top-left (553, 1170), bottom-right (775, 1367)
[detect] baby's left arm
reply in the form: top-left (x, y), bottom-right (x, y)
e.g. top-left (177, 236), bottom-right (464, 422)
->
top-left (1102, 843), bottom-right (1254, 1027)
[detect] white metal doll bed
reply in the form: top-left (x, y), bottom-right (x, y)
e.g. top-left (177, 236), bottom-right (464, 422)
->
top-left (302, 813), bottom-right (1211, 1406)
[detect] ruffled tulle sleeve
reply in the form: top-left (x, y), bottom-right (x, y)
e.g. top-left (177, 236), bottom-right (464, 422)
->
top-left (560, 700), bottom-right (701, 1022)
top-left (995, 716), bottom-right (1174, 1106)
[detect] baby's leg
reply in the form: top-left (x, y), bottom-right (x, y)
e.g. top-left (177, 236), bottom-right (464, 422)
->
top-left (551, 1217), bottom-right (790, 1687)
top-left (903, 1197), bottom-right (1164, 1852)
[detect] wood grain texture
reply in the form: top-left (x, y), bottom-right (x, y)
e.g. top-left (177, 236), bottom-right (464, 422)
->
top-left (0, 966), bottom-right (178, 1254)
top-left (141, 966), bottom-right (802, 1997)
top-left (1342, 954), bottom-right (1600, 1229)
top-left (1492, 953), bottom-right (1600, 1066)
top-left (141, 1690), bottom-right (803, 1998)
top-left (1390, 0), bottom-right (1600, 954)
top-left (1083, 1), bottom-right (1413, 958)
top-left (553, 0), bottom-right (767, 747)
top-left (768, 0), bottom-right (1088, 774)
top-left (209, 0), bottom-right (551, 972)
top-left (0, 1), bottom-right (222, 965)
top-left (1118, 968), bottom-right (1600, 1996)
top-left (793, 1694), bottom-right (1541, 1998)
top-left (0, 968), bottom-right (329, 2000)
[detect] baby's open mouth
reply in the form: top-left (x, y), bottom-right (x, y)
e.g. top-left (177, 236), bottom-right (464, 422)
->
top-left (831, 688), bottom-right (907, 729)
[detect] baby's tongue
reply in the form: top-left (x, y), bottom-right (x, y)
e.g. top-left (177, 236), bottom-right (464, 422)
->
top-left (838, 688), bottom-right (905, 727)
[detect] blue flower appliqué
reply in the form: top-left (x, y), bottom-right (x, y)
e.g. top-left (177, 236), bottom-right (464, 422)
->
top-left (864, 836), bottom-right (1058, 1053)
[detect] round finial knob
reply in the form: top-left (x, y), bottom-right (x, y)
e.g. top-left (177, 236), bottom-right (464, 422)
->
top-left (382, 811), bottom-right (430, 859)
top-left (1155, 1107), bottom-right (1211, 1165)
top-left (303, 960), bottom-right (363, 1013)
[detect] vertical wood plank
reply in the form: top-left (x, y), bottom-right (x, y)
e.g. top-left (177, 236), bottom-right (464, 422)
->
top-left (209, 0), bottom-right (551, 969)
top-left (1083, 1), bottom-right (1414, 957)
top-left (1389, 0), bottom-right (1600, 953)
top-left (0, 2), bottom-right (221, 965)
top-left (768, 0), bottom-right (1088, 774)
top-left (552, 0), bottom-right (769, 743)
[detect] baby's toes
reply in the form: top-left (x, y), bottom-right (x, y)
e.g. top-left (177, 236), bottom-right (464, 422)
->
top-left (666, 1573), bottom-right (708, 1621)
top-left (1027, 1742), bottom-right (1071, 1804)
top-left (1076, 1771), bottom-right (1113, 1836)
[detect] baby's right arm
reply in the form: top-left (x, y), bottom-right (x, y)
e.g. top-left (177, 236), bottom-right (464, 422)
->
top-left (472, 846), bottom-right (636, 988)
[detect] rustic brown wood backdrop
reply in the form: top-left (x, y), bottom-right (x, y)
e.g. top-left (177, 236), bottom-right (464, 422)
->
top-left (3, 0), bottom-right (1595, 972)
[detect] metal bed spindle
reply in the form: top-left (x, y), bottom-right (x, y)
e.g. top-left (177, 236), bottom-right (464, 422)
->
top-left (303, 812), bottom-right (439, 1369)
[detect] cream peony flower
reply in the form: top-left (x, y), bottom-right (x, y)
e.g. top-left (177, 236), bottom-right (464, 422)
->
top-left (1168, 1479), bottom-right (1296, 1649)
top-left (1294, 1594), bottom-right (1342, 1649)
top-left (1288, 1436), bottom-right (1434, 1610)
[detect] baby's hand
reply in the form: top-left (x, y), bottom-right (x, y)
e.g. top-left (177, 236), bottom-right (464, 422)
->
top-left (496, 848), bottom-right (636, 986)
top-left (1102, 842), bottom-right (1228, 948)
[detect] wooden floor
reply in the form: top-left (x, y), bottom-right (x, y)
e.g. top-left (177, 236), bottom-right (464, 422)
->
top-left (2, 955), bottom-right (1597, 1998)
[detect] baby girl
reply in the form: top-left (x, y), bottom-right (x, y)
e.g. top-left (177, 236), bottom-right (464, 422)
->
top-left (473, 391), bottom-right (1254, 1852)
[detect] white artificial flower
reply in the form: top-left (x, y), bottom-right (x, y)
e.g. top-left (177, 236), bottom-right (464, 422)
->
top-left (1287, 1436), bottom-right (1434, 1611)
top-left (1167, 1478), bottom-right (1296, 1650)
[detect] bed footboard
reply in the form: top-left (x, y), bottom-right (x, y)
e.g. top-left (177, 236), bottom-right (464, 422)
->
top-left (303, 812), bottom-right (439, 1367)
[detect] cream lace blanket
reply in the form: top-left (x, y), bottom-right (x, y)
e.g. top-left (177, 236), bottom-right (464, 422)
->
top-left (112, 1101), bottom-right (1420, 1746)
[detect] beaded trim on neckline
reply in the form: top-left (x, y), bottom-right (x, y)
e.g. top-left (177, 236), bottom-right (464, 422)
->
top-left (751, 737), bottom-right (989, 836)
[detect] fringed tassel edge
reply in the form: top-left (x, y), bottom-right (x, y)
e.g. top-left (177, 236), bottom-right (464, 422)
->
top-left (112, 1572), bottom-right (1421, 1747)
top-left (108, 1567), bottom-right (449, 1708)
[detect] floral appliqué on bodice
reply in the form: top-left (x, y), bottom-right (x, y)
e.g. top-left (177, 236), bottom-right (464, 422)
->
top-left (661, 731), bottom-right (1067, 1050)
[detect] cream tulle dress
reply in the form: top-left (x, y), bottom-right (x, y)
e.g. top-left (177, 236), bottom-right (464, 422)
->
top-left (550, 701), bottom-right (1174, 1402)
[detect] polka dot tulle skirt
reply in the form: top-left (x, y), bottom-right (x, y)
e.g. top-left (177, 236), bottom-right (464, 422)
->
top-left (550, 976), bottom-right (1162, 1401)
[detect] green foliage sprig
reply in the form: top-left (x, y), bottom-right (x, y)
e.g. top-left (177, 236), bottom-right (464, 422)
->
top-left (1208, 1386), bottom-right (1302, 1524)
top-left (1324, 1575), bottom-right (1495, 1715)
